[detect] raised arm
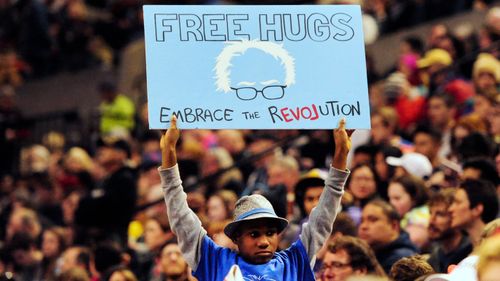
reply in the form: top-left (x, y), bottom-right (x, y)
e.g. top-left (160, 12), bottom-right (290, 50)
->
top-left (159, 116), bottom-right (206, 271)
top-left (299, 119), bottom-right (352, 265)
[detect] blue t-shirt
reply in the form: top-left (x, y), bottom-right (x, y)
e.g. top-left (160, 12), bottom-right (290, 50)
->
top-left (194, 236), bottom-right (316, 281)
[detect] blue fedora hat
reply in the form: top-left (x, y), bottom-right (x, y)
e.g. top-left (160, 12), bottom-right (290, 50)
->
top-left (224, 194), bottom-right (288, 238)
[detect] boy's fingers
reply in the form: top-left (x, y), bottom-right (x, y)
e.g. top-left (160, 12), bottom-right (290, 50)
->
top-left (338, 118), bottom-right (346, 130)
top-left (171, 115), bottom-right (177, 128)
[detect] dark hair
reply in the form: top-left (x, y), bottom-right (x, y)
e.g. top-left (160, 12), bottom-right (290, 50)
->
top-left (376, 145), bottom-right (402, 181)
top-left (98, 81), bottom-right (117, 93)
top-left (8, 232), bottom-right (35, 251)
top-left (403, 36), bottom-right (424, 55)
top-left (93, 242), bottom-right (122, 274)
top-left (328, 236), bottom-right (386, 277)
top-left (460, 180), bottom-right (499, 224)
top-left (412, 124), bottom-right (442, 143)
top-left (73, 247), bottom-right (91, 274)
top-left (462, 158), bottom-right (499, 185)
top-left (430, 92), bottom-right (457, 109)
top-left (366, 199), bottom-right (401, 224)
top-left (457, 133), bottom-right (495, 161)
top-left (332, 212), bottom-right (357, 237)
top-left (389, 255), bottom-right (434, 281)
top-left (390, 175), bottom-right (429, 208)
top-left (148, 214), bottom-right (170, 233)
top-left (354, 144), bottom-right (377, 159)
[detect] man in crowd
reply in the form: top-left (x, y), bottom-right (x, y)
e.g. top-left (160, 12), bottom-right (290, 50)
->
top-left (358, 199), bottom-right (418, 273)
top-left (321, 235), bottom-right (386, 281)
top-left (154, 242), bottom-right (196, 281)
top-left (74, 138), bottom-right (137, 246)
top-left (449, 179), bottom-right (499, 247)
top-left (427, 188), bottom-right (473, 273)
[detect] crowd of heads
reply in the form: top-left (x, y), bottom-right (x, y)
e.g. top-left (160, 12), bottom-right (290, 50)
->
top-left (0, 1), bottom-right (500, 281)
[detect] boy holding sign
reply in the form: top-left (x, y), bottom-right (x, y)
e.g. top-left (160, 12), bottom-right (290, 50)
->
top-left (159, 116), bottom-right (351, 280)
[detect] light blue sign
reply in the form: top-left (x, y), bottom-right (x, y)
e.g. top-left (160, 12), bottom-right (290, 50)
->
top-left (143, 5), bottom-right (371, 129)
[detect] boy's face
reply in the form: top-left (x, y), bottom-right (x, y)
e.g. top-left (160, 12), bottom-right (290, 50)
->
top-left (233, 218), bottom-right (279, 264)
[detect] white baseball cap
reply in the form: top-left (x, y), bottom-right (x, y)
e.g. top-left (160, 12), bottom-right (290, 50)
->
top-left (386, 152), bottom-right (433, 179)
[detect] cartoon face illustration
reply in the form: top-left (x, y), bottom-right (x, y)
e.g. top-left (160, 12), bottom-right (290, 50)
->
top-left (214, 40), bottom-right (295, 101)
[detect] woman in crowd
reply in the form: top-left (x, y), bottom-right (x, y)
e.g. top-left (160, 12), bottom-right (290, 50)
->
top-left (388, 175), bottom-right (430, 248)
top-left (41, 227), bottom-right (68, 281)
top-left (343, 164), bottom-right (381, 225)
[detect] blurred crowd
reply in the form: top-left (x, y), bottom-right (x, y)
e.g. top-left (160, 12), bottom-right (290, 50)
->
top-left (0, 0), bottom-right (496, 81)
top-left (0, 0), bottom-right (500, 280)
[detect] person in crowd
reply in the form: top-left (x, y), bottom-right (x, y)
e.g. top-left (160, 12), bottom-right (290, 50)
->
top-left (425, 219), bottom-right (500, 281)
top-left (358, 199), bottom-right (418, 273)
top-left (266, 155), bottom-right (300, 219)
top-left (425, 93), bottom-right (458, 159)
top-left (388, 175), bottom-right (430, 248)
top-left (74, 138), bottom-right (137, 247)
top-left (386, 152), bottom-right (433, 180)
top-left (6, 232), bottom-right (43, 280)
top-left (281, 168), bottom-right (329, 249)
top-left (427, 188), bottom-right (473, 273)
top-left (343, 164), bottom-right (380, 226)
top-left (93, 242), bottom-right (127, 280)
top-left (206, 190), bottom-right (236, 224)
top-left (134, 215), bottom-right (175, 281)
top-left (57, 246), bottom-right (92, 278)
top-left (215, 130), bottom-right (250, 180)
top-left (159, 116), bottom-right (351, 280)
top-left (383, 72), bottom-right (426, 131)
top-left (413, 124), bottom-right (445, 170)
top-left (105, 266), bottom-right (138, 281)
top-left (350, 145), bottom-right (376, 169)
top-left (389, 255), bottom-right (434, 281)
top-left (461, 158), bottom-right (499, 186)
top-left (369, 107), bottom-right (399, 147)
top-left (472, 53), bottom-right (499, 94)
top-left (320, 235), bottom-right (386, 281)
top-left (199, 147), bottom-right (243, 196)
top-left (449, 179), bottom-right (499, 246)
top-left (456, 132), bottom-right (497, 162)
top-left (152, 242), bottom-right (197, 281)
top-left (473, 90), bottom-right (498, 125)
top-left (373, 145), bottom-right (402, 200)
top-left (241, 134), bottom-right (280, 196)
top-left (98, 81), bottom-right (136, 136)
top-left (450, 114), bottom-right (489, 159)
top-left (5, 206), bottom-right (42, 242)
top-left (206, 220), bottom-right (235, 249)
top-left (41, 227), bottom-right (69, 281)
top-left (316, 212), bottom-right (358, 268)
top-left (57, 147), bottom-right (95, 195)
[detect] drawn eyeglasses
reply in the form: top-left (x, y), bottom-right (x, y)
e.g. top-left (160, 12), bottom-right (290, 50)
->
top-left (230, 85), bottom-right (286, 101)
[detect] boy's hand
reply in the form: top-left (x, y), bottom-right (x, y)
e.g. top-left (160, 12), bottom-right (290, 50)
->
top-left (332, 118), bottom-right (354, 171)
top-left (160, 115), bottom-right (180, 168)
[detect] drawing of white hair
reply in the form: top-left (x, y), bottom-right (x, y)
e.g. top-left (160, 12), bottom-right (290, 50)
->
top-left (214, 40), bottom-right (296, 93)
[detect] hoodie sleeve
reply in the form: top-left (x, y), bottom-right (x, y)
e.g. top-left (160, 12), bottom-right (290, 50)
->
top-left (159, 164), bottom-right (207, 271)
top-left (299, 166), bottom-right (349, 267)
